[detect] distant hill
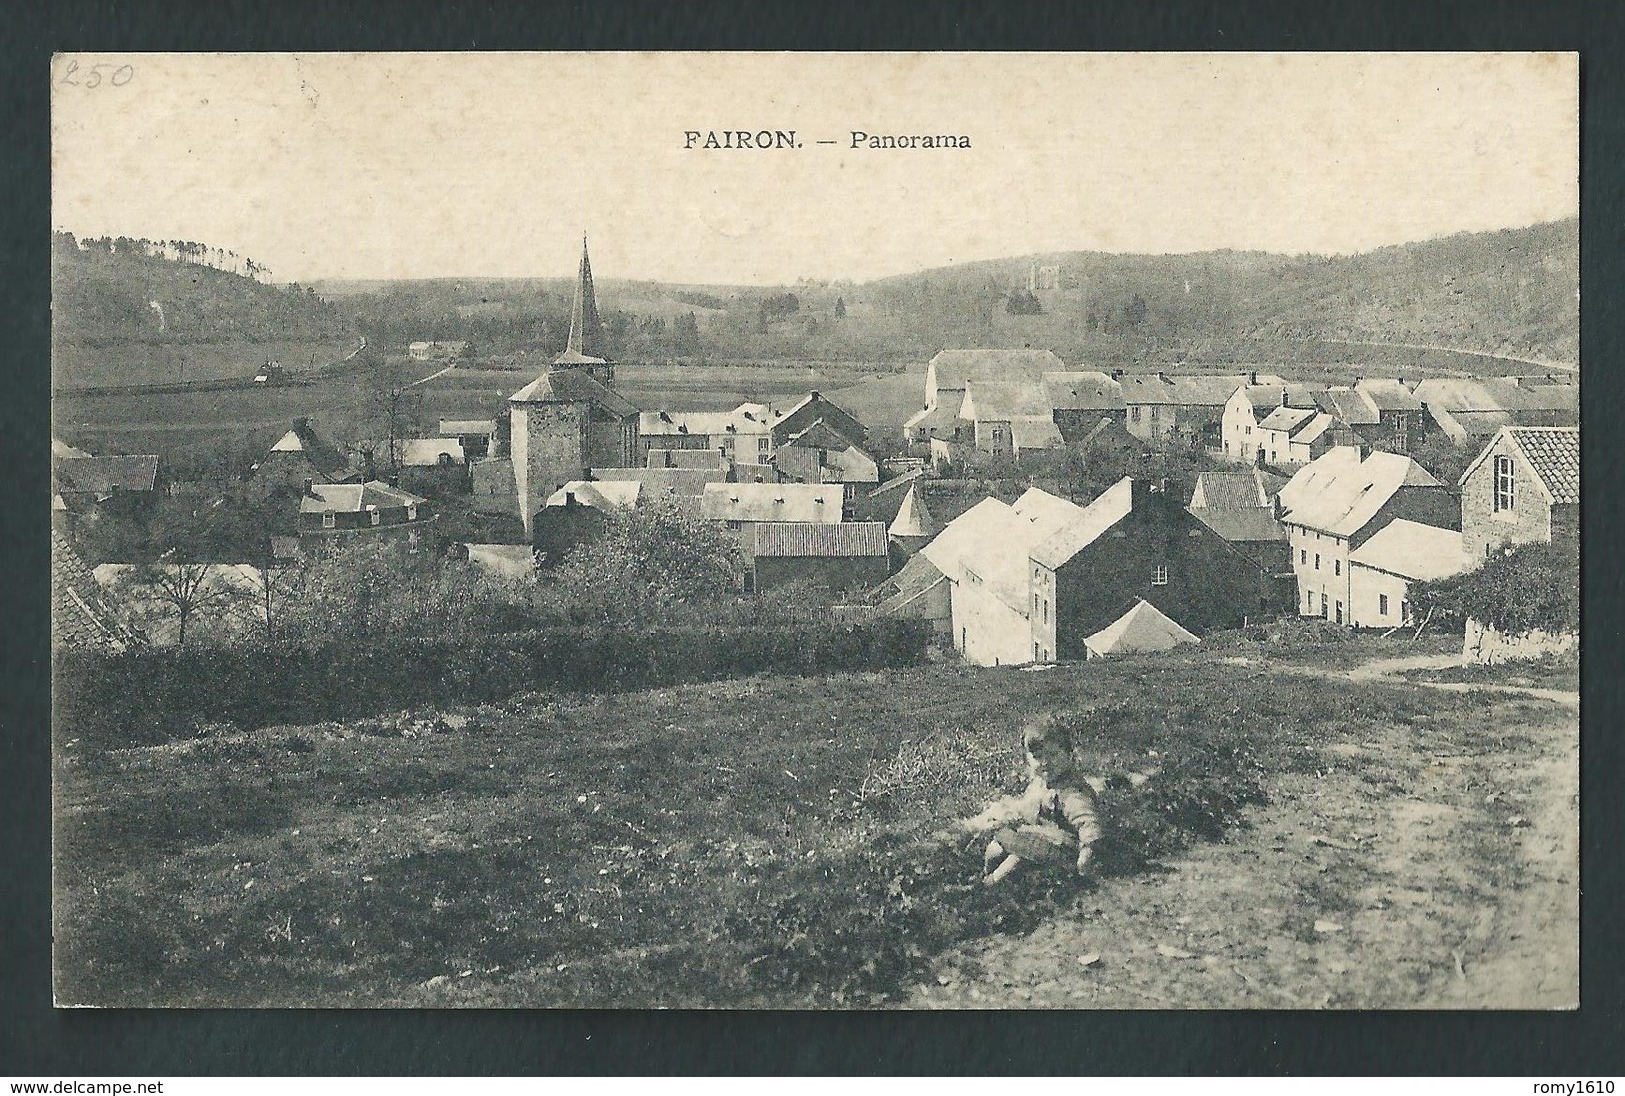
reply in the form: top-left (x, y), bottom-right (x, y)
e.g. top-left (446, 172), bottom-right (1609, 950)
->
top-left (52, 234), bottom-right (355, 348)
top-left (311, 219), bottom-right (1577, 368)
top-left (860, 219), bottom-right (1577, 364)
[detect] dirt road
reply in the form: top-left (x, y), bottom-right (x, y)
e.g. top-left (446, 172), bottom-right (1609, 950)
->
top-left (914, 659), bottom-right (1578, 1009)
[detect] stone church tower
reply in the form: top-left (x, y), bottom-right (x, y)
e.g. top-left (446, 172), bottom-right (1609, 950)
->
top-left (511, 237), bottom-right (639, 537)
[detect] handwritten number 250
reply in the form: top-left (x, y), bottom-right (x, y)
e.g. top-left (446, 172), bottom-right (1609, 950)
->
top-left (59, 61), bottom-right (134, 88)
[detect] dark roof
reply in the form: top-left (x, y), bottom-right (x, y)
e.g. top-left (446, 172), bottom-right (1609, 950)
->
top-left (52, 529), bottom-right (136, 652)
top-left (509, 367), bottom-right (639, 418)
top-left (775, 392), bottom-right (868, 444)
top-left (590, 466), bottom-right (726, 497)
top-left (752, 521), bottom-right (888, 558)
top-left (1120, 373), bottom-right (1278, 407)
top-left (1506, 427), bottom-right (1580, 503)
top-left (1190, 469), bottom-right (1284, 509)
top-left (1187, 506), bottom-right (1286, 543)
top-left (54, 454), bottom-right (160, 495)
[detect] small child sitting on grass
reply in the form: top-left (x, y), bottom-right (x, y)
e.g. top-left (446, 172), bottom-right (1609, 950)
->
top-left (963, 711), bottom-right (1158, 886)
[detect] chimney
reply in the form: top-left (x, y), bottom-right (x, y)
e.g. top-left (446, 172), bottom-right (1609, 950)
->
top-left (1281, 389), bottom-right (1290, 407)
top-left (1110, 369), bottom-right (1123, 380)
top-left (565, 491), bottom-right (577, 507)
top-left (302, 477), bottom-right (314, 496)
top-left (1157, 371), bottom-right (1171, 384)
top-left (1248, 371), bottom-right (1258, 386)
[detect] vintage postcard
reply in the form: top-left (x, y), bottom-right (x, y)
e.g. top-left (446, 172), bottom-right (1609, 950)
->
top-left (50, 52), bottom-right (1578, 1008)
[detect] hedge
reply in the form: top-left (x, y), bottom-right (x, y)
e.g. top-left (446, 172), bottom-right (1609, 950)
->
top-left (54, 621), bottom-right (931, 748)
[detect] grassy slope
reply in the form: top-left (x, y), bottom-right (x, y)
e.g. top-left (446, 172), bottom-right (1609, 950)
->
top-left (53, 639), bottom-right (1575, 1008)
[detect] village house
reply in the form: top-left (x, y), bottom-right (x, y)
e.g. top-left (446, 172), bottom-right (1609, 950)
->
top-left (904, 348), bottom-right (1064, 444)
top-left (700, 481), bottom-right (844, 570)
top-left (252, 359), bottom-right (285, 385)
top-left (1044, 370), bottom-right (1127, 442)
top-left (1121, 372), bottom-right (1285, 449)
top-left (1083, 599), bottom-right (1200, 660)
top-left (544, 480), bottom-right (643, 512)
top-left (470, 457), bottom-right (518, 517)
top-left (297, 480), bottom-right (435, 550)
top-left (509, 239), bottom-right (640, 538)
top-left (1346, 519), bottom-right (1469, 629)
top-left (530, 492), bottom-right (609, 566)
top-left (1253, 405), bottom-right (1362, 468)
top-left (408, 340), bottom-right (469, 361)
top-left (1219, 382), bottom-right (1326, 463)
top-left (854, 466), bottom-right (930, 526)
top-left (52, 446), bottom-right (164, 519)
top-left (1278, 447), bottom-right (1458, 626)
top-left (749, 521), bottom-right (890, 593)
top-left (439, 418), bottom-right (497, 460)
top-left (771, 391), bottom-right (868, 449)
top-left (1457, 425), bottom-right (1579, 561)
top-left (248, 418), bottom-right (356, 501)
top-left (957, 379), bottom-right (1065, 457)
top-left (1349, 379), bottom-right (1429, 454)
top-left (638, 403), bottom-right (779, 470)
top-left (920, 490), bottom-right (1083, 667)
top-left (1029, 477), bottom-right (1275, 662)
top-left (1186, 468), bottom-right (1295, 611)
top-left (646, 448), bottom-right (732, 473)
top-left (771, 418), bottom-right (881, 493)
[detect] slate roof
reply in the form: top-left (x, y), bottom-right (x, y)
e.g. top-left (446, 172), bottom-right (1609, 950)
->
top-left (1187, 506), bottom-right (1286, 544)
top-left (510, 367), bottom-right (639, 418)
top-left (1355, 378), bottom-right (1423, 412)
top-left (1349, 519), bottom-right (1468, 581)
top-left (52, 528), bottom-right (135, 652)
top-left (258, 420), bottom-right (353, 479)
top-left (591, 466), bottom-right (726, 497)
top-left (1238, 383), bottom-right (1327, 413)
top-left (888, 484), bottom-right (940, 539)
top-left (922, 490), bottom-right (1086, 612)
top-left (1258, 405), bottom-right (1319, 434)
top-left (1030, 478), bottom-right (1135, 569)
top-left (873, 550), bottom-right (950, 615)
top-left (785, 418), bottom-right (860, 451)
top-left (963, 380), bottom-right (1054, 419)
top-left (1279, 449), bottom-right (1443, 538)
top-left (753, 521), bottom-right (888, 558)
top-left (54, 454), bottom-right (160, 495)
top-left (1120, 373), bottom-right (1283, 407)
top-left (700, 482), bottom-right (843, 524)
top-left (928, 348), bottom-right (1065, 392)
top-left (1043, 371), bottom-right (1125, 412)
top-left (1412, 377), bottom-right (1539, 414)
top-left (639, 405), bottom-right (776, 437)
top-left (1458, 426), bottom-right (1579, 505)
top-left (399, 438), bottom-right (466, 466)
top-left (648, 448), bottom-right (732, 472)
top-left (299, 480), bottom-right (426, 514)
top-left (1316, 388), bottom-right (1381, 426)
top-left (774, 392), bottom-right (868, 444)
top-left (546, 480), bottom-right (642, 510)
top-left (1189, 469), bottom-right (1284, 509)
top-left (1084, 598), bottom-right (1199, 658)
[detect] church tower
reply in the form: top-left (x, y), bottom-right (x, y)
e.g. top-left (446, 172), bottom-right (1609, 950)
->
top-left (510, 235), bottom-right (638, 538)
top-left (552, 235), bottom-right (613, 384)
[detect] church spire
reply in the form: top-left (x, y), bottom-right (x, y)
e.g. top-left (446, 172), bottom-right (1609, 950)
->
top-left (563, 234), bottom-right (607, 362)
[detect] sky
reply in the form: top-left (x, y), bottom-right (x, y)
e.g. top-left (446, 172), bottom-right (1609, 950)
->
top-left (51, 52), bottom-right (1578, 287)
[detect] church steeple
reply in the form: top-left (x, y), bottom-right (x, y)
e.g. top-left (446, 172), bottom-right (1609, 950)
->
top-left (561, 234), bottom-right (607, 364)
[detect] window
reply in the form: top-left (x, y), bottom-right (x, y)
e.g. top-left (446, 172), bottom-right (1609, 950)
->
top-left (321, 512), bottom-right (335, 529)
top-left (1314, 553), bottom-right (1321, 571)
top-left (758, 437), bottom-right (771, 451)
top-left (1306, 589), bottom-right (1314, 612)
top-left (1334, 559), bottom-right (1341, 576)
top-left (1034, 642), bottom-right (1041, 661)
top-left (1321, 592), bottom-right (1328, 617)
top-left (1043, 599), bottom-right (1049, 624)
top-left (1300, 549), bottom-right (1307, 565)
top-left (1395, 416), bottom-right (1408, 451)
top-left (1152, 565), bottom-right (1169, 586)
top-left (1494, 455), bottom-right (1516, 512)
top-left (1131, 406), bottom-right (1142, 423)
top-left (1379, 593), bottom-right (1389, 616)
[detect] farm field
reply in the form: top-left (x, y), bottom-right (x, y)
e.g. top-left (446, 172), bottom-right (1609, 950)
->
top-left (53, 339), bottom-right (362, 390)
top-left (53, 638), bottom-right (1577, 1009)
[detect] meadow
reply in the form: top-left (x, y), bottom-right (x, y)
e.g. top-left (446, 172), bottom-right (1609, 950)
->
top-left (53, 636), bottom-right (1577, 1009)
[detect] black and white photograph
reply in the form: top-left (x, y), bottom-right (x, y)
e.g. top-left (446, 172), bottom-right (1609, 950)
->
top-left (49, 51), bottom-right (1579, 1010)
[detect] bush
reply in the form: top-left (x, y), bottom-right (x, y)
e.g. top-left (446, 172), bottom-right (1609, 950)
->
top-left (1411, 541), bottom-right (1579, 636)
top-left (54, 621), bottom-right (931, 748)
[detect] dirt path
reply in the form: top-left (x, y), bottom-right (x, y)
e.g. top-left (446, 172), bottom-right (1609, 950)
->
top-left (913, 658), bottom-right (1578, 1009)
